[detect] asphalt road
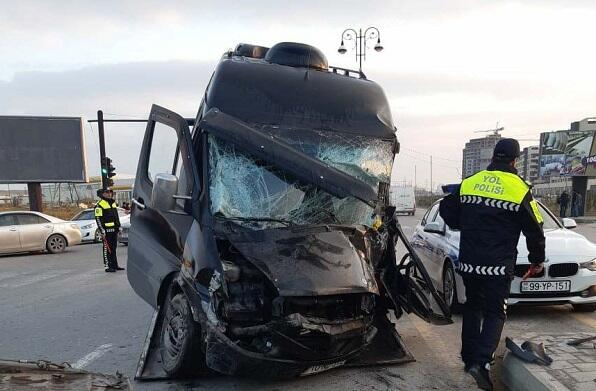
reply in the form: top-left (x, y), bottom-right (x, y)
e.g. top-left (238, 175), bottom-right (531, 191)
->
top-left (0, 212), bottom-right (594, 390)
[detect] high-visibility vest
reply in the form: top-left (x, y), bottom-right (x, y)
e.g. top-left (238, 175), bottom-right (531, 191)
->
top-left (95, 199), bottom-right (119, 227)
top-left (460, 170), bottom-right (543, 224)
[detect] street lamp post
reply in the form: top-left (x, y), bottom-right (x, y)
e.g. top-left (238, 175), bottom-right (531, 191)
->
top-left (338, 27), bottom-right (383, 74)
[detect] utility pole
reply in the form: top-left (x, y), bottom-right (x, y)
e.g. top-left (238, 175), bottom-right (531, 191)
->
top-left (430, 156), bottom-right (433, 195)
top-left (414, 165), bottom-right (417, 191)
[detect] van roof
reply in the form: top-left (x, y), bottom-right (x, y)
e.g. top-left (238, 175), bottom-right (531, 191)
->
top-left (204, 55), bottom-right (396, 140)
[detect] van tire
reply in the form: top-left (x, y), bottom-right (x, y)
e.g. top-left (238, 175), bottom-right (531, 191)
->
top-left (160, 292), bottom-right (209, 377)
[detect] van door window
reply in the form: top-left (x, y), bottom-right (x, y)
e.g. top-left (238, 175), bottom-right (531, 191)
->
top-left (174, 149), bottom-right (191, 208)
top-left (147, 122), bottom-right (179, 183)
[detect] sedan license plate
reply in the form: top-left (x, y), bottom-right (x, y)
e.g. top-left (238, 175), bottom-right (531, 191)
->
top-left (520, 280), bottom-right (570, 292)
top-left (301, 360), bottom-right (345, 376)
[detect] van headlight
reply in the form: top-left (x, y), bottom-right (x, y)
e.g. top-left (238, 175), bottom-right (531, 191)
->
top-left (579, 259), bottom-right (596, 272)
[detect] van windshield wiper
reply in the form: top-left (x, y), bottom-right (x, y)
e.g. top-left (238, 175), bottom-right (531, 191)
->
top-left (219, 215), bottom-right (294, 227)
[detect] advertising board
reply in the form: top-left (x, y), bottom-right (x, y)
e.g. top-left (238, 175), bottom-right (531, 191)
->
top-left (0, 116), bottom-right (88, 183)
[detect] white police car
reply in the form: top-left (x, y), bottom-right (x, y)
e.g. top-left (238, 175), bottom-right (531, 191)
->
top-left (411, 200), bottom-right (596, 312)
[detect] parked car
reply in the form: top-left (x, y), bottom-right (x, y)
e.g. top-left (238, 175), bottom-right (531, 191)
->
top-left (411, 199), bottom-right (596, 312)
top-left (71, 208), bottom-right (127, 243)
top-left (390, 186), bottom-right (416, 215)
top-left (0, 211), bottom-right (82, 254)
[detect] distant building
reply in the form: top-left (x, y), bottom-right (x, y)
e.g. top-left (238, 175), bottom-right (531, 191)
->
top-left (570, 117), bottom-right (596, 132)
top-left (516, 146), bottom-right (539, 183)
top-left (462, 134), bottom-right (501, 178)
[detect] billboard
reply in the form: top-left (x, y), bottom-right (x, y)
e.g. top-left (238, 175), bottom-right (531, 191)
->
top-left (539, 129), bottom-right (596, 177)
top-left (0, 116), bottom-right (88, 183)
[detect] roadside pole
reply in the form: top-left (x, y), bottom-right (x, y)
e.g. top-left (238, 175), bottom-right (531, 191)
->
top-left (97, 110), bottom-right (107, 189)
top-left (27, 183), bottom-right (43, 212)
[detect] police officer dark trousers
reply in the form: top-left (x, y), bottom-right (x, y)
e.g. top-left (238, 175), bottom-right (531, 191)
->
top-left (95, 189), bottom-right (124, 273)
top-left (439, 139), bottom-right (545, 391)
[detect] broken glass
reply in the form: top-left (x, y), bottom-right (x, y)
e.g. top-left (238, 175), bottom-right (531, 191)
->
top-left (258, 127), bottom-right (395, 190)
top-left (209, 135), bottom-right (375, 228)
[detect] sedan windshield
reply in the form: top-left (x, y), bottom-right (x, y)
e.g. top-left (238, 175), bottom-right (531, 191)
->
top-left (209, 136), bottom-right (375, 228)
top-left (538, 203), bottom-right (561, 230)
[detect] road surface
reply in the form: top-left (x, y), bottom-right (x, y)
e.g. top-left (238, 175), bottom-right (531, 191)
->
top-left (0, 210), bottom-right (594, 390)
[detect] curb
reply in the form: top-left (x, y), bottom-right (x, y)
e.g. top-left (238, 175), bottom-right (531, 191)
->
top-left (501, 352), bottom-right (570, 391)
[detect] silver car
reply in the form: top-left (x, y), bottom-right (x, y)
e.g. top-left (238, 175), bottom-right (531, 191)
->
top-left (0, 211), bottom-right (82, 254)
top-left (71, 208), bottom-right (127, 243)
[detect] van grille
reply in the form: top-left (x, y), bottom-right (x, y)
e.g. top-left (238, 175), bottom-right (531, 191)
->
top-left (548, 263), bottom-right (578, 278)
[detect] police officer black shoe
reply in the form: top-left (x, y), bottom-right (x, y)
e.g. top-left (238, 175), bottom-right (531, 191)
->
top-left (105, 268), bottom-right (116, 273)
top-left (115, 267), bottom-right (125, 271)
top-left (467, 364), bottom-right (493, 391)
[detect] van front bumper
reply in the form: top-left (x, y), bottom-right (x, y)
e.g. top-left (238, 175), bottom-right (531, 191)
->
top-left (204, 326), bottom-right (368, 379)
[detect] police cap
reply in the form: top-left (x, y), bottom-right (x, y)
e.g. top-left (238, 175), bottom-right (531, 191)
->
top-left (96, 188), bottom-right (112, 197)
top-left (493, 138), bottom-right (520, 162)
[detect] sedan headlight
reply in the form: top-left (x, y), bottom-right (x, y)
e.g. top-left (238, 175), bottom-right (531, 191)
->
top-left (80, 223), bottom-right (94, 229)
top-left (580, 259), bottom-right (596, 272)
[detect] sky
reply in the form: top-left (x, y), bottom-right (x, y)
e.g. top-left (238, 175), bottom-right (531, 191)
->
top-left (1, 0), bottom-right (595, 191)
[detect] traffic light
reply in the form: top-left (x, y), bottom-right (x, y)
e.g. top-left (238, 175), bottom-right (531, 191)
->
top-left (101, 157), bottom-right (116, 188)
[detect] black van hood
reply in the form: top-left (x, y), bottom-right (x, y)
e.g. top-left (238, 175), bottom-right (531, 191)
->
top-left (221, 225), bottom-right (378, 297)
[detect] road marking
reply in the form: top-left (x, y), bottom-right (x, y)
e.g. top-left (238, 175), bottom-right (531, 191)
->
top-left (0, 270), bottom-right (71, 288)
top-left (72, 343), bottom-right (113, 369)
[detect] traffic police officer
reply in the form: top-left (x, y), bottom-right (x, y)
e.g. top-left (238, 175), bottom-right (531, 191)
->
top-left (439, 138), bottom-right (545, 390)
top-left (95, 188), bottom-right (124, 272)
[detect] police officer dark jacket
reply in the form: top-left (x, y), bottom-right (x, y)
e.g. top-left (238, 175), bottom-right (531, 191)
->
top-left (439, 156), bottom-right (545, 277)
top-left (94, 195), bottom-right (120, 232)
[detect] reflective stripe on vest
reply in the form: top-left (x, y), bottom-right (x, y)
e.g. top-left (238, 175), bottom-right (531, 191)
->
top-left (529, 199), bottom-right (544, 224)
top-left (105, 222), bottom-right (115, 227)
top-left (460, 170), bottom-right (528, 205)
top-left (460, 170), bottom-right (544, 223)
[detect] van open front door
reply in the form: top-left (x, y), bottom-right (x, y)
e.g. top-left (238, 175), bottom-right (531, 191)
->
top-left (127, 104), bottom-right (200, 309)
top-left (381, 209), bottom-right (453, 325)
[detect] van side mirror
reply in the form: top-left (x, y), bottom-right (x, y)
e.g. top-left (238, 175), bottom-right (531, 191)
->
top-left (152, 173), bottom-right (178, 212)
top-left (424, 221), bottom-right (445, 235)
top-left (562, 218), bottom-right (577, 229)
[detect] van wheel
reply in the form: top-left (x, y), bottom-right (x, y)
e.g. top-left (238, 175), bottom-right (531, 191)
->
top-left (442, 262), bottom-right (460, 313)
top-left (160, 292), bottom-right (208, 377)
top-left (46, 234), bottom-right (67, 253)
top-left (572, 303), bottom-right (596, 312)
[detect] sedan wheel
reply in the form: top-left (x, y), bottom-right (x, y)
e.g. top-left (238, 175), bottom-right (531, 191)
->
top-left (442, 262), bottom-right (458, 311)
top-left (94, 229), bottom-right (102, 243)
top-left (46, 234), bottom-right (66, 254)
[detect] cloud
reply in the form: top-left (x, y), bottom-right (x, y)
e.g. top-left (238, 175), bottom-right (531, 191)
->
top-left (0, 61), bottom-right (215, 177)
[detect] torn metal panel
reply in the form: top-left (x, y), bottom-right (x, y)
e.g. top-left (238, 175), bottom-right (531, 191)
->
top-left (0, 359), bottom-right (131, 390)
top-left (220, 224), bottom-right (378, 296)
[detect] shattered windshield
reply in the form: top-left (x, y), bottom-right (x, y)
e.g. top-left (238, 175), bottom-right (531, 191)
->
top-left (209, 135), bottom-right (376, 228)
top-left (261, 128), bottom-right (395, 190)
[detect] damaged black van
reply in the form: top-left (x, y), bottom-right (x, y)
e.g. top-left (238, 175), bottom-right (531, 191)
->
top-left (127, 42), bottom-right (451, 380)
